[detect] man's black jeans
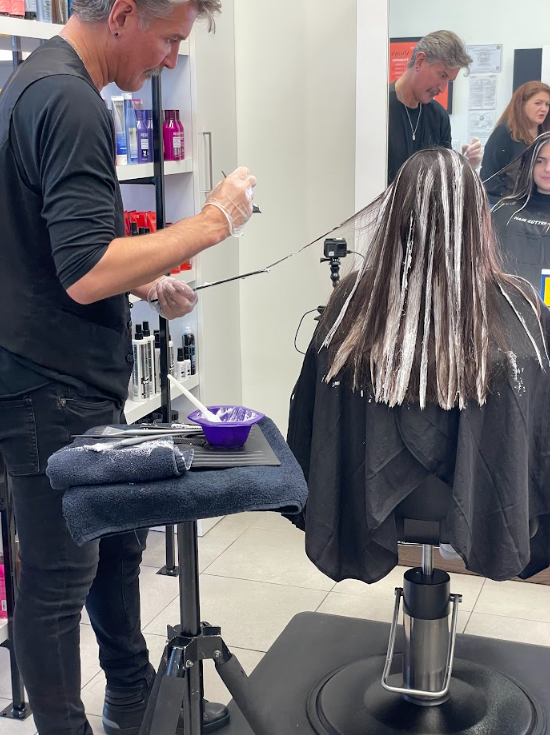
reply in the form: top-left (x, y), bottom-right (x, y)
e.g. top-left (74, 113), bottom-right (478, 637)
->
top-left (0, 382), bottom-right (152, 735)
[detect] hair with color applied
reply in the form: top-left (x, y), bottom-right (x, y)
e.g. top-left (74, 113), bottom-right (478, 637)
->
top-left (322, 148), bottom-right (545, 410)
top-left (493, 131), bottom-right (550, 222)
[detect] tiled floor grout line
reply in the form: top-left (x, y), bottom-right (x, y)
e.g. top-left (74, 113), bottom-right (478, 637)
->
top-left (462, 609), bottom-right (474, 633)
top-left (200, 571), bottom-right (335, 593)
top-left (468, 577), bottom-right (486, 613)
top-left (198, 523), bottom-right (258, 575)
top-left (314, 589), bottom-right (334, 613)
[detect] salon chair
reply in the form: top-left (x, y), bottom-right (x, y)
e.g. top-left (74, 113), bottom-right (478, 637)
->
top-left (223, 475), bottom-right (549, 735)
top-left (306, 474), bottom-right (546, 734)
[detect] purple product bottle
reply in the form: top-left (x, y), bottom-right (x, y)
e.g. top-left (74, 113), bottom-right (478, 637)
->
top-left (175, 110), bottom-right (185, 160)
top-left (136, 110), bottom-right (150, 163)
top-left (163, 110), bottom-right (176, 162)
top-left (145, 110), bottom-right (154, 162)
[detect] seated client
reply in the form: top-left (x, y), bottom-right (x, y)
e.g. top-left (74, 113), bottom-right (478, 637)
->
top-left (288, 148), bottom-right (550, 585)
top-left (492, 131), bottom-right (550, 292)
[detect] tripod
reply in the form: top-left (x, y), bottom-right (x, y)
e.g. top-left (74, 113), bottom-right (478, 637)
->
top-left (139, 520), bottom-right (272, 735)
top-left (319, 256), bottom-right (343, 289)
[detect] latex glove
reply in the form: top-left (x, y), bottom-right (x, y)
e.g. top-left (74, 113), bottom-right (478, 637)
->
top-left (147, 276), bottom-right (198, 320)
top-left (462, 138), bottom-right (483, 169)
top-left (205, 166), bottom-right (257, 237)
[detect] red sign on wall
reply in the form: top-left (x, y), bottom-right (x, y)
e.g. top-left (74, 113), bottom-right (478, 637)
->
top-left (389, 37), bottom-right (452, 113)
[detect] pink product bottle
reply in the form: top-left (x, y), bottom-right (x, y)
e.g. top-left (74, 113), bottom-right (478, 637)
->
top-left (0, 564), bottom-right (7, 619)
top-left (163, 110), bottom-right (176, 161)
top-left (174, 110), bottom-right (185, 160)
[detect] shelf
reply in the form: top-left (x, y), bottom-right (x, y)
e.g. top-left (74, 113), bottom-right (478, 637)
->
top-left (0, 619), bottom-right (8, 645)
top-left (129, 270), bottom-right (196, 305)
top-left (0, 19), bottom-right (188, 52)
top-left (125, 373), bottom-right (199, 424)
top-left (0, 16), bottom-right (63, 40)
top-left (117, 158), bottom-right (193, 182)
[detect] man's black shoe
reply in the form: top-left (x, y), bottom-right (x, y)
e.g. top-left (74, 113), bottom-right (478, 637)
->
top-left (102, 687), bottom-right (230, 735)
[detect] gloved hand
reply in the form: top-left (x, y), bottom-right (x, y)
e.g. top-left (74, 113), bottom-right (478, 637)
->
top-left (147, 276), bottom-right (198, 320)
top-left (205, 166), bottom-right (257, 237)
top-left (462, 138), bottom-right (483, 169)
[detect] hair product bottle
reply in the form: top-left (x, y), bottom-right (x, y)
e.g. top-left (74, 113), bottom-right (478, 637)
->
top-left (142, 321), bottom-right (155, 396)
top-left (163, 110), bottom-right (177, 161)
top-left (132, 325), bottom-right (151, 401)
top-left (174, 110), bottom-right (185, 160)
top-left (35, 0), bottom-right (52, 22)
top-left (112, 96), bottom-right (128, 166)
top-left (154, 331), bottom-right (161, 395)
top-left (123, 94), bottom-right (138, 165)
top-left (136, 110), bottom-right (150, 163)
top-left (183, 326), bottom-right (196, 375)
top-left (24, 0), bottom-right (37, 19)
top-left (145, 110), bottom-right (154, 162)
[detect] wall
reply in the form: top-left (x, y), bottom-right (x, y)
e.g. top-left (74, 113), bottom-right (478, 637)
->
top-left (234, 0), bottom-right (359, 432)
top-left (389, 0), bottom-right (550, 149)
top-left (356, 0), bottom-right (389, 210)
top-left (192, 0), bottom-right (242, 407)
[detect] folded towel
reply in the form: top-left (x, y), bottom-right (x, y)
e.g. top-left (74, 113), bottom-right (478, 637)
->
top-left (62, 418), bottom-right (308, 546)
top-left (47, 435), bottom-right (193, 490)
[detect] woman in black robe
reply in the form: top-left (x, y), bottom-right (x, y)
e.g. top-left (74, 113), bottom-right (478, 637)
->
top-left (288, 148), bottom-right (550, 584)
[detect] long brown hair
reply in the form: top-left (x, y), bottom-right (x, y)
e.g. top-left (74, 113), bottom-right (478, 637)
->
top-left (497, 81), bottom-right (550, 144)
top-left (494, 131), bottom-right (550, 210)
top-left (322, 149), bottom-right (546, 410)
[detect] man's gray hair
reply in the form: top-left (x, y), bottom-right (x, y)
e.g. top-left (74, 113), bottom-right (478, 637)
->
top-left (70, 0), bottom-right (221, 31)
top-left (408, 30), bottom-right (472, 70)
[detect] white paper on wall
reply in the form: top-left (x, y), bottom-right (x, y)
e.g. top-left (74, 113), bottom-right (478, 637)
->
top-left (468, 111), bottom-right (496, 143)
top-left (467, 45), bottom-right (503, 74)
top-left (469, 74), bottom-right (498, 111)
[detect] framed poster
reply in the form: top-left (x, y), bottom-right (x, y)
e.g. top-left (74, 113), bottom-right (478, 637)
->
top-left (389, 37), bottom-right (453, 113)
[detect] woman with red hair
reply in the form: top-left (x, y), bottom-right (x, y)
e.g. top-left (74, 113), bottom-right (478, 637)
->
top-left (481, 81), bottom-right (550, 202)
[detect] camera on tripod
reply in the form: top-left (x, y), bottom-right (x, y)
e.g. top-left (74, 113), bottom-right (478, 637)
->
top-left (321, 238), bottom-right (348, 289)
top-left (323, 238), bottom-right (348, 260)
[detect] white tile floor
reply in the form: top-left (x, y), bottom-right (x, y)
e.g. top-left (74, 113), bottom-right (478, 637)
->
top-left (1, 510), bottom-right (549, 734)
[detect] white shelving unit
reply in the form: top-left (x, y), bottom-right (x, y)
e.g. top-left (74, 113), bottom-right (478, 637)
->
top-left (117, 157), bottom-right (193, 182)
top-left (125, 373), bottom-right (199, 424)
top-left (0, 16), bottom-right (63, 40)
top-left (0, 619), bottom-right (8, 645)
top-left (0, 17), bottom-right (189, 56)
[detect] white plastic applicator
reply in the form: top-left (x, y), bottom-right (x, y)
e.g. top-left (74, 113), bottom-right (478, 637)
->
top-left (167, 374), bottom-right (221, 422)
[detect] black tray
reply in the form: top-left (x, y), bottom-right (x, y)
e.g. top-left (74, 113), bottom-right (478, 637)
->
top-left (174, 424), bottom-right (281, 470)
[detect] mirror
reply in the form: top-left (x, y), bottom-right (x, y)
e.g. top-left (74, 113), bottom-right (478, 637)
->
top-left (387, 0), bottom-right (550, 198)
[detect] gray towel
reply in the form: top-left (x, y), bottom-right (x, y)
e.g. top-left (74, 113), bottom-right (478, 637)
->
top-left (47, 435), bottom-right (193, 490)
top-left (62, 418), bottom-right (308, 546)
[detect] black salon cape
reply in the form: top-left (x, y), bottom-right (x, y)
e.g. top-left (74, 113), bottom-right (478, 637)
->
top-left (287, 287), bottom-right (550, 584)
top-left (493, 191), bottom-right (550, 292)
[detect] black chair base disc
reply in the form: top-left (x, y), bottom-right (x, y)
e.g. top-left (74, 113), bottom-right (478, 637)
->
top-left (308, 655), bottom-right (545, 735)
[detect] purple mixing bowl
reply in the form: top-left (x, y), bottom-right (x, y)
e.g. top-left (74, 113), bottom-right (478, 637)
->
top-left (188, 405), bottom-right (264, 448)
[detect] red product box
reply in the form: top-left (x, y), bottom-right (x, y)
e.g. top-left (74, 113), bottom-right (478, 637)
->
top-left (9, 0), bottom-right (25, 16)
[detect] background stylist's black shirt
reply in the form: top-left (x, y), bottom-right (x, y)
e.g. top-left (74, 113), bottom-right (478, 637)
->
top-left (0, 37), bottom-right (131, 401)
top-left (388, 82), bottom-right (452, 183)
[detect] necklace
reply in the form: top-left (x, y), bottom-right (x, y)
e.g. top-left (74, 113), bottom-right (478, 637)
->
top-left (404, 103), bottom-right (423, 142)
top-left (60, 35), bottom-right (85, 66)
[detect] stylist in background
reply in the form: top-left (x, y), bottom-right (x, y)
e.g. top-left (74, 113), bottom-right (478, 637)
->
top-left (388, 30), bottom-right (483, 184)
top-left (481, 81), bottom-right (550, 204)
top-left (0, 1), bottom-right (255, 734)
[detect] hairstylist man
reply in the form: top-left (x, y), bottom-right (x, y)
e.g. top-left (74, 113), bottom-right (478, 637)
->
top-left (388, 30), bottom-right (483, 183)
top-left (0, 1), bottom-right (255, 734)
